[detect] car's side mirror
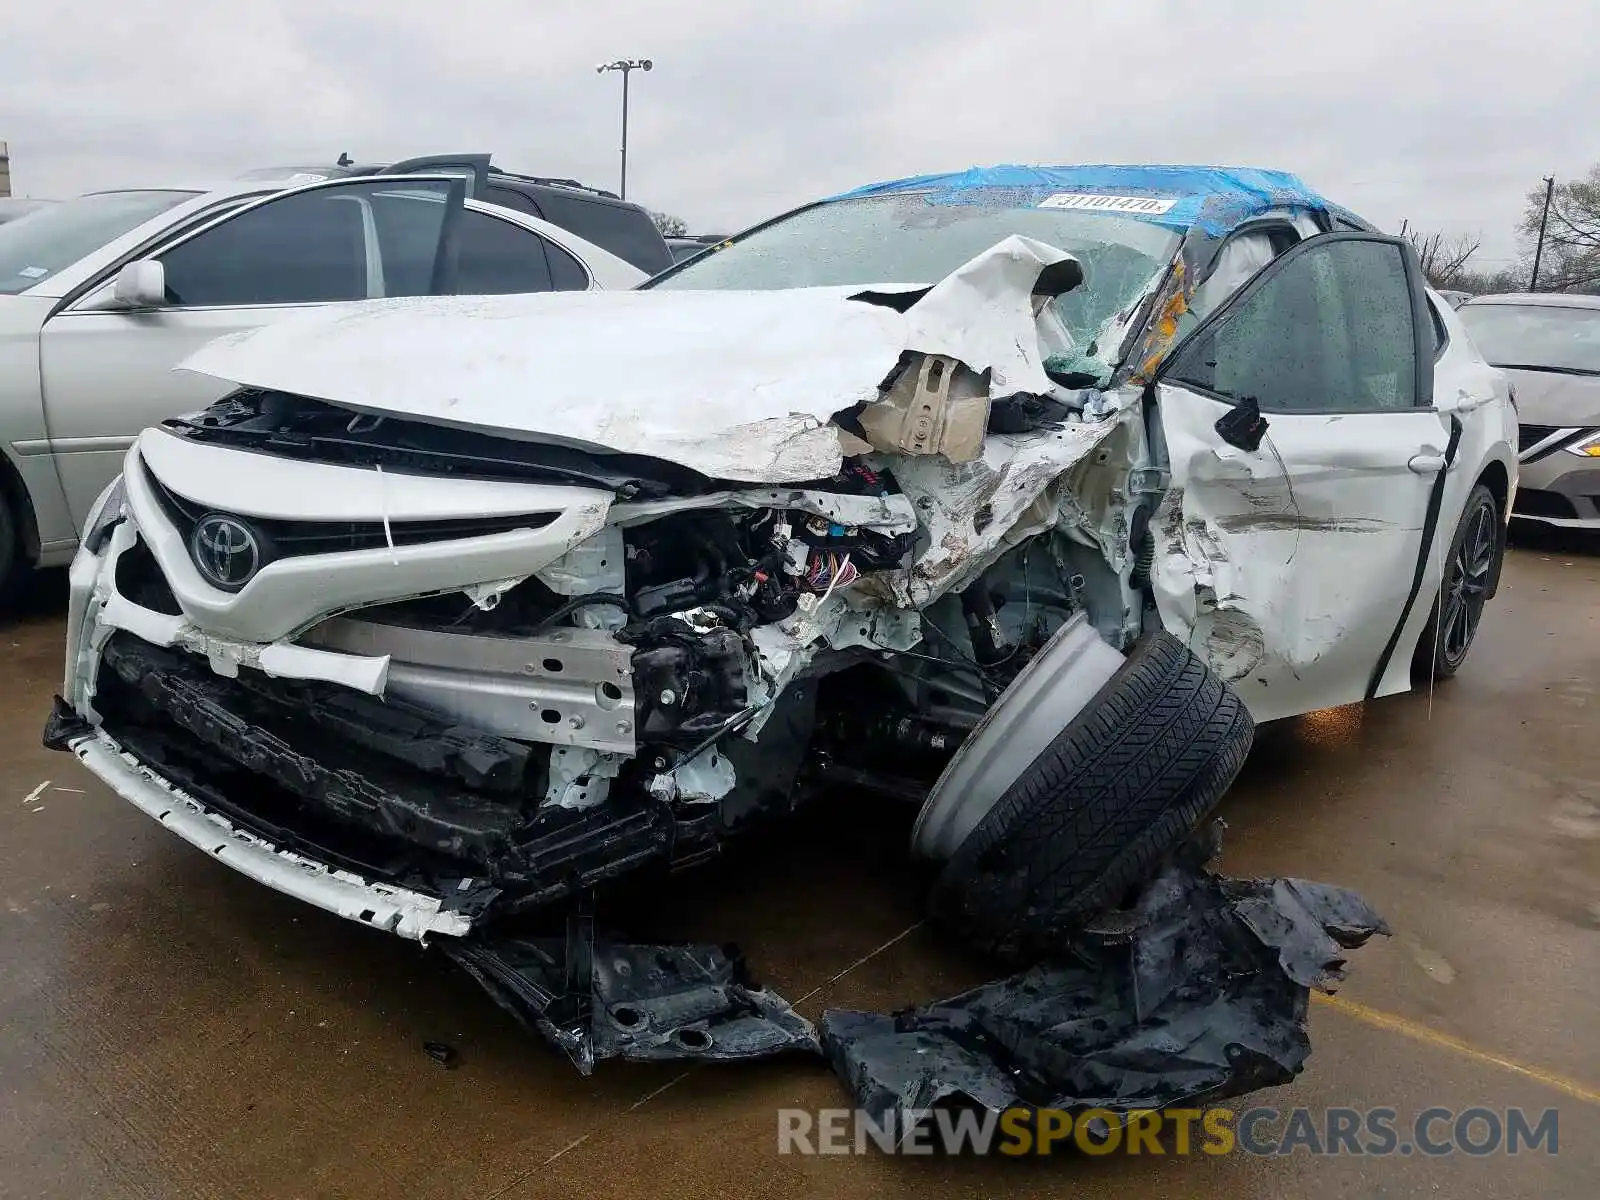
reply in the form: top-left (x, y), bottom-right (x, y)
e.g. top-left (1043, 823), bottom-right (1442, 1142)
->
top-left (1214, 394), bottom-right (1269, 451)
top-left (111, 259), bottom-right (167, 309)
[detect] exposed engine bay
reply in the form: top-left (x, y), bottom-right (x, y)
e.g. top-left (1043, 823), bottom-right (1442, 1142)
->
top-left (64, 350), bottom-right (1159, 929)
top-left (82, 447), bottom-right (1126, 918)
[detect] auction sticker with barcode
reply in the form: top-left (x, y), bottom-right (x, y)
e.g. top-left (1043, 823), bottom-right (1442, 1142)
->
top-left (1037, 193), bottom-right (1177, 214)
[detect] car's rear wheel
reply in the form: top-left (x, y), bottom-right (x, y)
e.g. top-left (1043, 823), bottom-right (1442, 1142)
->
top-left (915, 623), bottom-right (1255, 962)
top-left (1413, 483), bottom-right (1500, 680)
top-left (0, 495), bottom-right (20, 606)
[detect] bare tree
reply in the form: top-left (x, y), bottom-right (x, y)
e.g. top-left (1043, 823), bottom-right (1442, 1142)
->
top-left (1447, 264), bottom-right (1523, 296)
top-left (1403, 226), bottom-right (1483, 289)
top-left (649, 210), bottom-right (688, 237)
top-left (1518, 164), bottom-right (1600, 293)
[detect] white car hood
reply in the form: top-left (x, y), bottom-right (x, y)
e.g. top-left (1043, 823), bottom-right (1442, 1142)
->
top-left (180, 236), bottom-right (1080, 483)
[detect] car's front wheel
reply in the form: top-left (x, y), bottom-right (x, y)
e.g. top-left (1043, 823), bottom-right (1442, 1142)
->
top-left (913, 620), bottom-right (1255, 962)
top-left (1413, 482), bottom-right (1501, 680)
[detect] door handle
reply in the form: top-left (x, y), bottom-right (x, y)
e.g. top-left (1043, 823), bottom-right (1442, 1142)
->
top-left (1408, 453), bottom-right (1446, 474)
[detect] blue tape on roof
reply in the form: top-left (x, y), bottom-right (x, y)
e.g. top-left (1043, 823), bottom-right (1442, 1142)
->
top-left (830, 164), bottom-right (1334, 236)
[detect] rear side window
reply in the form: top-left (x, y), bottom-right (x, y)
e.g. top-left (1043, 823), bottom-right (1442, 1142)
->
top-left (527, 189), bottom-right (672, 274)
top-left (545, 240), bottom-right (590, 290)
top-left (454, 210), bottom-right (553, 293)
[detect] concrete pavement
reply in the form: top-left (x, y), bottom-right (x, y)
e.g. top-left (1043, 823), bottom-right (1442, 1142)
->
top-left (1, 534), bottom-right (1595, 1199)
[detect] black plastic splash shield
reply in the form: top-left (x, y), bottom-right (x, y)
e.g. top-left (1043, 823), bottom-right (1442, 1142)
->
top-left (820, 849), bottom-right (1388, 1125)
top-left (444, 932), bottom-right (819, 1076)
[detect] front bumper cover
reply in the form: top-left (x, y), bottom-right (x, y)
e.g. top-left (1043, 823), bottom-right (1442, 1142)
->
top-left (49, 698), bottom-right (478, 941)
top-left (1512, 455), bottom-right (1600, 527)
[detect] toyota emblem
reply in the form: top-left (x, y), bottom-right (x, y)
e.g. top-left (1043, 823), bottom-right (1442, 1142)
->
top-left (190, 514), bottom-right (263, 591)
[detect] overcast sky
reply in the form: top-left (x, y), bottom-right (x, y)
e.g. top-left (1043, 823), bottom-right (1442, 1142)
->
top-left (5, 0), bottom-right (1592, 267)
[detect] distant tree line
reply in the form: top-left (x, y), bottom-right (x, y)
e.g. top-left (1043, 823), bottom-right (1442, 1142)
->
top-left (649, 210), bottom-right (688, 237)
top-left (1404, 162), bottom-right (1600, 295)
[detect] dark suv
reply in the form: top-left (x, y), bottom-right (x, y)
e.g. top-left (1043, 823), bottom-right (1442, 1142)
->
top-left (239, 153), bottom-right (674, 275)
top-left (666, 234), bottom-right (730, 263)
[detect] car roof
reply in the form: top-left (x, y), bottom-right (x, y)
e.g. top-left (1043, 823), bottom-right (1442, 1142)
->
top-left (87, 164), bottom-right (626, 206)
top-left (1462, 292), bottom-right (1600, 310)
top-left (84, 178), bottom-right (304, 201)
top-left (831, 163), bottom-right (1341, 237)
top-left (73, 173), bottom-right (618, 213)
top-left (239, 162), bottom-right (628, 203)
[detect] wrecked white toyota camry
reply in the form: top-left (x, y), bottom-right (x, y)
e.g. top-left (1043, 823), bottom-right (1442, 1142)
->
top-left (48, 166), bottom-right (1515, 967)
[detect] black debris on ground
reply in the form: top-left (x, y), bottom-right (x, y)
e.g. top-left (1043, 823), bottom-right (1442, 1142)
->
top-left (441, 823), bottom-right (1387, 1135)
top-left (819, 834), bottom-right (1389, 1128)
top-left (422, 1041), bottom-right (460, 1069)
top-left (443, 934), bottom-right (819, 1076)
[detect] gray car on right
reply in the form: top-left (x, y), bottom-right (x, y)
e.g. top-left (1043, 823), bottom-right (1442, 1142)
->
top-left (1457, 292), bottom-right (1600, 529)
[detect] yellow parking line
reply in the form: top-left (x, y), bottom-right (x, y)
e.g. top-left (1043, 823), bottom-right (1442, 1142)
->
top-left (1312, 991), bottom-right (1600, 1105)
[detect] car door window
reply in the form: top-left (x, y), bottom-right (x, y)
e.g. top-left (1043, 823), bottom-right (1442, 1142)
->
top-left (451, 210), bottom-right (591, 295)
top-left (453, 210), bottom-right (554, 294)
top-left (366, 189), bottom-right (454, 296)
top-left (158, 180), bottom-right (456, 307)
top-left (1169, 238), bottom-right (1418, 412)
top-left (544, 238), bottom-right (590, 291)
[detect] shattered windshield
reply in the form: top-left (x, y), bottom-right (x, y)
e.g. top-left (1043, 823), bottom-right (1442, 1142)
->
top-left (649, 190), bottom-right (1182, 356)
top-left (1457, 302), bottom-right (1600, 374)
top-left (0, 189), bottom-right (196, 294)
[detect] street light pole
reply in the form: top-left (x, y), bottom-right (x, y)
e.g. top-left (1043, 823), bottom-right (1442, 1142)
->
top-left (1530, 175), bottom-right (1555, 292)
top-left (596, 58), bottom-right (652, 201)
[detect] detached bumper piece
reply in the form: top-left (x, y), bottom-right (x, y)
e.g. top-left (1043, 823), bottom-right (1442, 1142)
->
top-left (820, 836), bottom-right (1388, 1128)
top-left (443, 915), bottom-right (819, 1075)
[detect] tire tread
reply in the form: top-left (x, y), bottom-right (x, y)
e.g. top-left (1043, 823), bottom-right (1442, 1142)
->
top-left (932, 630), bottom-right (1254, 959)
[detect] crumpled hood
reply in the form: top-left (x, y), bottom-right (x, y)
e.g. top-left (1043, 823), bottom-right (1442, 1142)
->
top-left (1503, 367), bottom-right (1600, 428)
top-left (179, 237), bottom-right (1081, 483)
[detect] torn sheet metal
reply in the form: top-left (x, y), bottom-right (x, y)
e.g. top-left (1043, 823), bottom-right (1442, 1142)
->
top-left (820, 849), bottom-right (1388, 1126)
top-left (545, 747), bottom-right (624, 810)
top-left (889, 235), bottom-right (1079, 400)
top-left (878, 413), bottom-right (1128, 607)
top-left (444, 936), bottom-right (819, 1075)
top-left (1150, 384), bottom-right (1454, 720)
top-left (178, 239), bottom-right (1080, 484)
top-left (649, 744), bottom-right (738, 804)
top-left (608, 487), bottom-right (918, 535)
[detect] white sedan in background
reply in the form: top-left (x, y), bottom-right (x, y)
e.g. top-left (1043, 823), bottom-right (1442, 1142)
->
top-left (0, 169), bottom-right (644, 597)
